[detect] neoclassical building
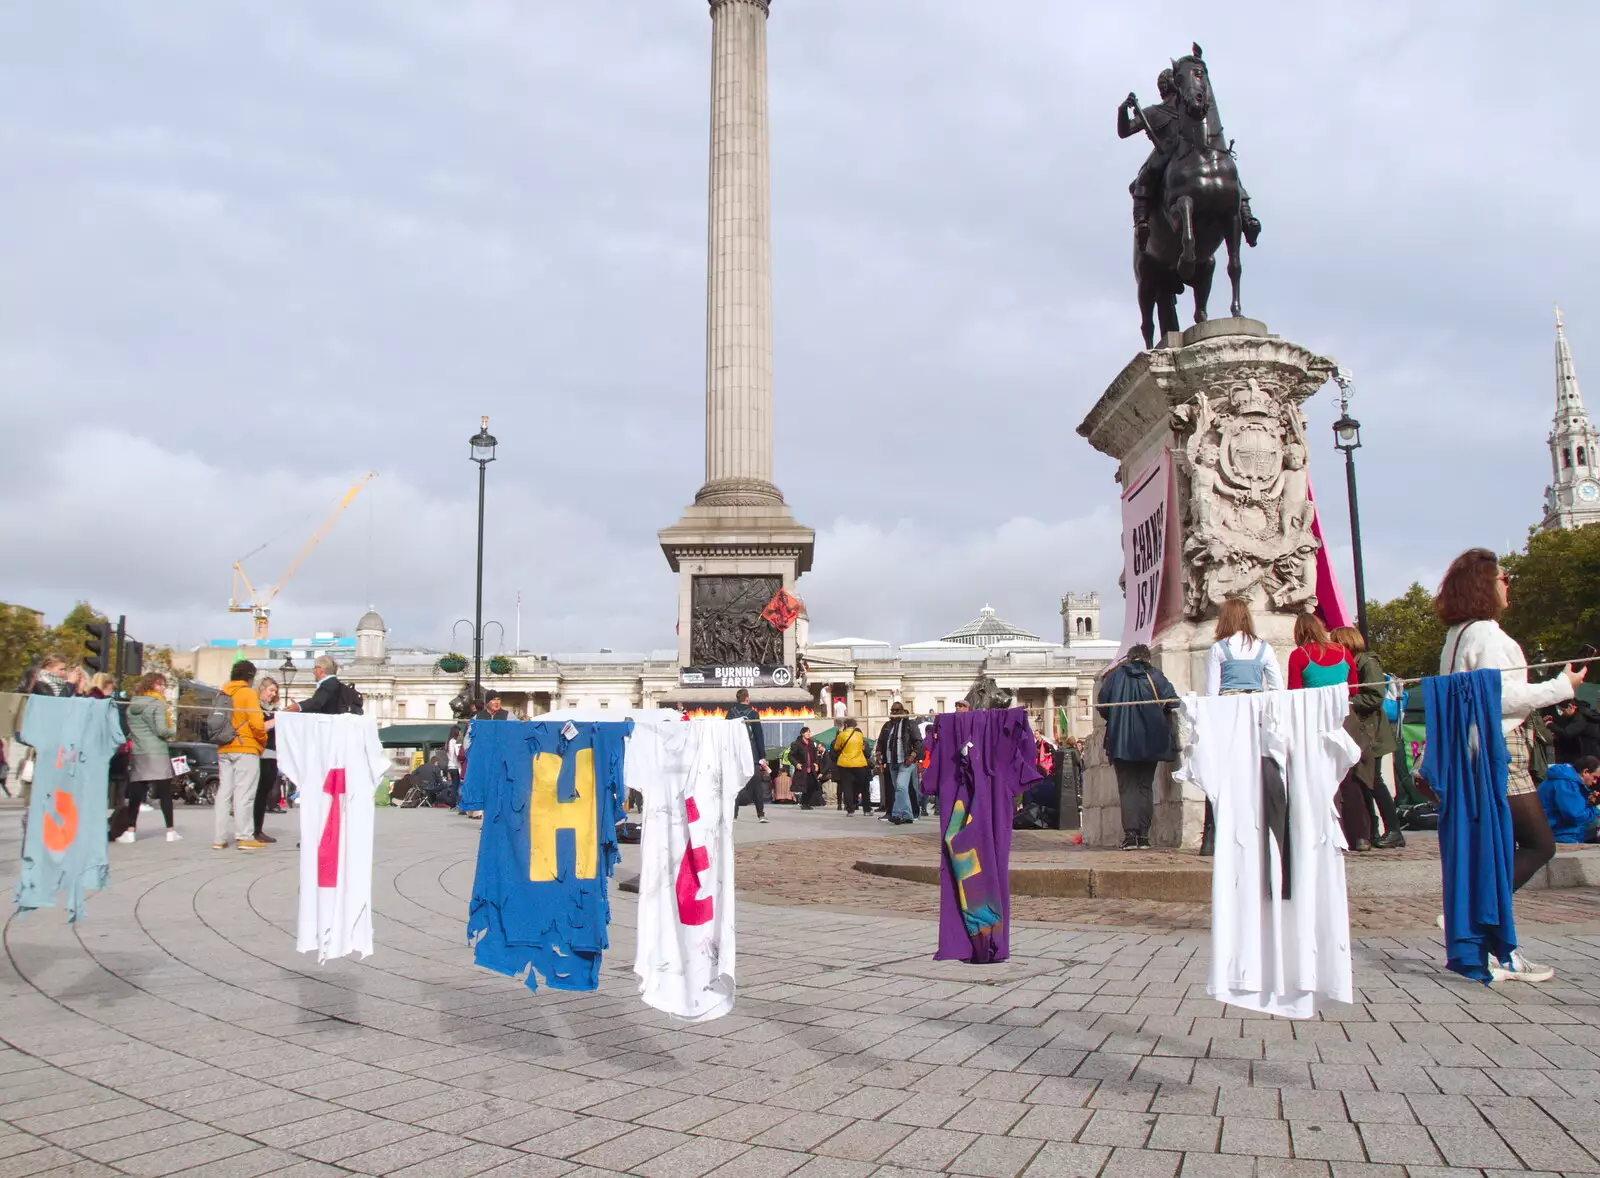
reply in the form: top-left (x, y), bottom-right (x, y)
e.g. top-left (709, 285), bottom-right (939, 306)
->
top-left (185, 594), bottom-right (1117, 746)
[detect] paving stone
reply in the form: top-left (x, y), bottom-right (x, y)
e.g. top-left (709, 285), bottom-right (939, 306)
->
top-left (1289, 1120), bottom-right (1367, 1162)
top-left (946, 1134), bottom-right (1044, 1177)
top-left (1020, 1141), bottom-right (1113, 1177)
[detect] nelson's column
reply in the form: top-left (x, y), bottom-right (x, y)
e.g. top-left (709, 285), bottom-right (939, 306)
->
top-left (658, 0), bottom-right (815, 709)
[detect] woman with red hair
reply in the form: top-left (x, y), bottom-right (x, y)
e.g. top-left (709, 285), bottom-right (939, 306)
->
top-left (1437, 548), bottom-right (1586, 983)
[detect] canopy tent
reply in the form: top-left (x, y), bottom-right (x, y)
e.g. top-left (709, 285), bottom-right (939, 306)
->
top-left (377, 723), bottom-right (455, 750)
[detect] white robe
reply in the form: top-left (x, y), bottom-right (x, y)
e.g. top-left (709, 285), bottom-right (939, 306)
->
top-left (1178, 686), bottom-right (1360, 1018)
top-left (630, 719), bottom-right (751, 1022)
top-left (277, 713), bottom-right (387, 963)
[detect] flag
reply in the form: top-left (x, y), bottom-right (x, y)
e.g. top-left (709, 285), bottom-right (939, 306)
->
top-left (761, 587), bottom-right (803, 631)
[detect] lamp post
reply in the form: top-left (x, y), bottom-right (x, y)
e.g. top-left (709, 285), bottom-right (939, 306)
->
top-left (469, 415), bottom-right (498, 710)
top-left (1331, 370), bottom-right (1368, 640)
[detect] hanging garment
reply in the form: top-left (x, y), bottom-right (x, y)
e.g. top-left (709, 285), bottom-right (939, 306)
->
top-left (922, 707), bottom-right (1041, 963)
top-left (1421, 669), bottom-right (1516, 983)
top-left (466, 719), bottom-right (629, 992)
top-left (1178, 686), bottom-right (1360, 1018)
top-left (276, 713), bottom-right (388, 963)
top-left (14, 697), bottom-right (121, 921)
top-left (630, 719), bottom-right (751, 1021)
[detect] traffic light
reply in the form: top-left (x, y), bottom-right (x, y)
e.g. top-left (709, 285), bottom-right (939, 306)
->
top-left (84, 621), bottom-right (112, 675)
top-left (119, 639), bottom-right (144, 680)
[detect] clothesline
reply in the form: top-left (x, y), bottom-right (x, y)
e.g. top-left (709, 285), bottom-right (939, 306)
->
top-left (1092, 652), bottom-right (1600, 708)
top-left (6, 650), bottom-right (1598, 716)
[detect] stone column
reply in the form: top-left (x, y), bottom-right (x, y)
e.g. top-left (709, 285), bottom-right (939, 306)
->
top-left (698, 0), bottom-right (781, 507)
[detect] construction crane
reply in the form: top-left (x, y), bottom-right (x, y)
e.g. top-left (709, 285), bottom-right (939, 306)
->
top-left (230, 472), bottom-right (375, 641)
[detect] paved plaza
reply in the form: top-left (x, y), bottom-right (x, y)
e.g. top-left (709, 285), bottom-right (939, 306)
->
top-left (8, 807), bottom-right (1600, 1176)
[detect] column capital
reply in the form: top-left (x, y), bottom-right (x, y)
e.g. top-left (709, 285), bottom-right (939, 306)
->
top-left (709, 0), bottom-right (770, 12)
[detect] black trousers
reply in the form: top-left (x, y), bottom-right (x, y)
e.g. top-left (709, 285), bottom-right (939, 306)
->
top-left (110, 779), bottom-right (175, 839)
top-left (795, 770), bottom-right (823, 809)
top-left (1112, 759), bottom-right (1158, 836)
top-left (734, 771), bottom-right (765, 818)
top-left (253, 758), bottom-right (280, 834)
top-left (837, 766), bottom-right (871, 813)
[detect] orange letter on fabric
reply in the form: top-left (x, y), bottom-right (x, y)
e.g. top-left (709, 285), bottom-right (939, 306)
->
top-left (529, 749), bottom-right (597, 881)
top-left (42, 790), bottom-right (78, 854)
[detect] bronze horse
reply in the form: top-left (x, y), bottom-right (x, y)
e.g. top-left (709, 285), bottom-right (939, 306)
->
top-left (1135, 47), bottom-right (1244, 348)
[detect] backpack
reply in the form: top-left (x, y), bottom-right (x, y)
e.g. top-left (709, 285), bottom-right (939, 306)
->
top-left (339, 681), bottom-right (365, 715)
top-left (202, 691), bottom-right (238, 745)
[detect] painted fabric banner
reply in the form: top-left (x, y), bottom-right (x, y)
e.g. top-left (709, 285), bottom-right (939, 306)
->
top-left (1118, 451), bottom-right (1180, 659)
top-left (1307, 479), bottom-right (1355, 630)
top-left (14, 697), bottom-right (121, 922)
top-left (466, 720), bottom-right (629, 992)
top-left (277, 713), bottom-right (387, 963)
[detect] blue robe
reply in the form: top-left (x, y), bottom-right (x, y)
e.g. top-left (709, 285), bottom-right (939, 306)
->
top-left (465, 720), bottom-right (628, 992)
top-left (1421, 669), bottom-right (1516, 983)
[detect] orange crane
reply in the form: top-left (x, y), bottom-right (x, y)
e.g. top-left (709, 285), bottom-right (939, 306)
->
top-left (230, 472), bottom-right (375, 641)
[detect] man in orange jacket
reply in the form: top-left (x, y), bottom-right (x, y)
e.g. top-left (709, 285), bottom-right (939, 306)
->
top-left (215, 660), bottom-right (270, 850)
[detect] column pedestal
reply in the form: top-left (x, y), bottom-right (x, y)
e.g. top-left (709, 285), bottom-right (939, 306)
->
top-left (1076, 318), bottom-right (1338, 848)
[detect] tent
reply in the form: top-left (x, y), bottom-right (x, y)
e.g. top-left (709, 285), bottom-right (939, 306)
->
top-left (377, 723), bottom-right (455, 751)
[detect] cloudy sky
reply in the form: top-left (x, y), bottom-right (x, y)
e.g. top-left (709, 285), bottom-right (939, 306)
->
top-left (0, 1), bottom-right (1590, 654)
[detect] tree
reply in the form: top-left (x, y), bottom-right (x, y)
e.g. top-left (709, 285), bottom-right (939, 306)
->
top-left (0, 603), bottom-right (49, 690)
top-left (46, 601), bottom-right (110, 667)
top-left (1366, 583), bottom-right (1447, 683)
top-left (1503, 525), bottom-right (1600, 665)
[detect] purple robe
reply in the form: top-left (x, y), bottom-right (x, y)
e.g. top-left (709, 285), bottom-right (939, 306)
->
top-left (923, 707), bottom-right (1042, 963)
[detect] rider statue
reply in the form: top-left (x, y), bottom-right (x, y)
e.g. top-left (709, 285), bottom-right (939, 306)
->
top-left (1118, 68), bottom-right (1261, 249)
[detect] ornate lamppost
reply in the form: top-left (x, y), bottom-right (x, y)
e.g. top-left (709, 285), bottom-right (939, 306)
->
top-left (469, 416), bottom-right (498, 708)
top-left (1331, 370), bottom-right (1368, 639)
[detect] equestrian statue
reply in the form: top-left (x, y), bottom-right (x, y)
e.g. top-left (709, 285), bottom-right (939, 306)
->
top-left (1118, 44), bottom-right (1261, 349)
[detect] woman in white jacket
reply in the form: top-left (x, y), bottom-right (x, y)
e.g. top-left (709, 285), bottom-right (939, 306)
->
top-left (1437, 547), bottom-right (1586, 983)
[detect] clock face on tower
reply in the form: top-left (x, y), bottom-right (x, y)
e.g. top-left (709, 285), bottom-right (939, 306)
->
top-left (1581, 481), bottom-right (1600, 503)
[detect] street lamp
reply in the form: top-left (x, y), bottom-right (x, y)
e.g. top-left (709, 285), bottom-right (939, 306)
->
top-left (1331, 370), bottom-right (1368, 640)
top-left (469, 416), bottom-right (498, 710)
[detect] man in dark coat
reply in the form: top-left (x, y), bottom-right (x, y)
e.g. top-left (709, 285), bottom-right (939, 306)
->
top-left (729, 689), bottom-right (768, 822)
top-left (288, 655), bottom-right (361, 715)
top-left (1095, 644), bottom-right (1179, 849)
top-left (1552, 700), bottom-right (1600, 765)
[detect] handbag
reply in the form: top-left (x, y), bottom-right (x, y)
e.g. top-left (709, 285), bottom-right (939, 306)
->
top-left (1147, 674), bottom-right (1180, 763)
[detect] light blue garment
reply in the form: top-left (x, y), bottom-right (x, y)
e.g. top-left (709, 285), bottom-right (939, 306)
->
top-left (15, 697), bottom-right (122, 922)
top-left (1421, 668), bottom-right (1516, 983)
top-left (1218, 642), bottom-right (1269, 693)
top-left (890, 764), bottom-right (916, 821)
top-left (465, 719), bottom-right (629, 992)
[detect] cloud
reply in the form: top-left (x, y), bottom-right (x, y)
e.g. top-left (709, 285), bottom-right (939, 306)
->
top-left (1, 0), bottom-right (1594, 648)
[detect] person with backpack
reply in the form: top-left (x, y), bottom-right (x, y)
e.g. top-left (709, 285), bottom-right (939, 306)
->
top-left (1096, 644), bottom-right (1179, 850)
top-left (1200, 598), bottom-right (1282, 856)
top-left (284, 655), bottom-right (362, 715)
top-left (213, 660), bottom-right (269, 850)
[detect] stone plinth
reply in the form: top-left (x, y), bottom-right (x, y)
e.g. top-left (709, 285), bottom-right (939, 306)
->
top-left (1075, 318), bottom-right (1337, 849)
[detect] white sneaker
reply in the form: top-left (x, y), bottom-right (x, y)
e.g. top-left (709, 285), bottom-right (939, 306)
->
top-left (114, 830), bottom-right (136, 844)
top-left (166, 830), bottom-right (182, 842)
top-left (1436, 913), bottom-right (1446, 931)
top-left (1489, 949), bottom-right (1555, 984)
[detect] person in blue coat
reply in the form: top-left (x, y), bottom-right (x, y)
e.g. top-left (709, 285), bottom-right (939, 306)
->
top-left (1539, 756), bottom-right (1600, 844)
top-left (1096, 644), bottom-right (1179, 850)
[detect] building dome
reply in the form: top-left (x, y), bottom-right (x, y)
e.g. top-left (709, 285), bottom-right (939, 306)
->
top-left (941, 604), bottom-right (1041, 648)
top-left (355, 608), bottom-right (388, 664)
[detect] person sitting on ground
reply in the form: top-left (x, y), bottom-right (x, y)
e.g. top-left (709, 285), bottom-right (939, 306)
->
top-left (1539, 755), bottom-right (1600, 844)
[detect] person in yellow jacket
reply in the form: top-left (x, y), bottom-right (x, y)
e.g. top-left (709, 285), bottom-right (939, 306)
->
top-left (831, 719), bottom-right (872, 816)
top-left (216, 660), bottom-right (270, 850)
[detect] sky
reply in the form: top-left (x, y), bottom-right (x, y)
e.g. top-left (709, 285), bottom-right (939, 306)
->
top-left (1, 1), bottom-right (1593, 654)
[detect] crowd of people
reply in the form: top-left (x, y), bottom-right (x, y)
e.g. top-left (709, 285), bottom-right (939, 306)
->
top-left (1099, 545), bottom-right (1591, 985)
top-left (4, 652), bottom-right (368, 852)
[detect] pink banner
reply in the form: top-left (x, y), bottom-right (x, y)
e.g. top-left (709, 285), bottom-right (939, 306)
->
top-left (1307, 479), bottom-right (1354, 630)
top-left (1117, 451), bottom-right (1181, 658)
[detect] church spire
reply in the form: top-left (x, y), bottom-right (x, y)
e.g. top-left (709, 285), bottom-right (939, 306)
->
top-left (1556, 304), bottom-right (1589, 426)
top-left (1543, 304), bottom-right (1600, 531)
